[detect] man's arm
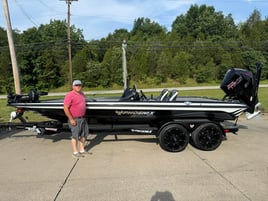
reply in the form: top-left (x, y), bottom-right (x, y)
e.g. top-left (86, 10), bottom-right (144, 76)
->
top-left (64, 105), bottom-right (76, 126)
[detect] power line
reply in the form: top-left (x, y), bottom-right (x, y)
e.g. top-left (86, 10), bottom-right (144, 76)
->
top-left (13, 0), bottom-right (39, 27)
top-left (1, 40), bottom-right (266, 53)
top-left (37, 0), bottom-right (65, 16)
top-left (38, 0), bottom-right (55, 12)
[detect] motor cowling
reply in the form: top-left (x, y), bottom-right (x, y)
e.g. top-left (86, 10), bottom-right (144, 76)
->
top-left (220, 63), bottom-right (262, 113)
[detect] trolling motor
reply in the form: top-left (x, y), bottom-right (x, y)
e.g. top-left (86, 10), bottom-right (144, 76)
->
top-left (7, 90), bottom-right (48, 104)
top-left (220, 63), bottom-right (262, 118)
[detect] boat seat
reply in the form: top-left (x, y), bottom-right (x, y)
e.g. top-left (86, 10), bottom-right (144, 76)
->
top-left (156, 89), bottom-right (169, 101)
top-left (168, 89), bottom-right (178, 101)
top-left (119, 87), bottom-right (140, 101)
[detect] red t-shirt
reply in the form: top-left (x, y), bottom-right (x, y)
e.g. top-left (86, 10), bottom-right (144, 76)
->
top-left (64, 91), bottom-right (86, 117)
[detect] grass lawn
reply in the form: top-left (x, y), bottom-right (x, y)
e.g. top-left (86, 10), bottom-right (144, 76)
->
top-left (0, 88), bottom-right (267, 123)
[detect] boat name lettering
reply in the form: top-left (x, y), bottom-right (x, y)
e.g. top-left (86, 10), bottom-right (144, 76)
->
top-left (115, 110), bottom-right (154, 116)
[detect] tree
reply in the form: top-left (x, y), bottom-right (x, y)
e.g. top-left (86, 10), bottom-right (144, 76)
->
top-left (223, 14), bottom-right (237, 39)
top-left (15, 20), bottom-right (85, 90)
top-left (101, 47), bottom-right (123, 85)
top-left (195, 59), bottom-right (215, 83)
top-left (172, 4), bottom-right (234, 40)
top-left (128, 47), bottom-right (149, 81)
top-left (155, 51), bottom-right (172, 83)
top-left (241, 49), bottom-right (267, 78)
top-left (0, 50), bottom-right (13, 93)
top-left (240, 9), bottom-right (263, 48)
top-left (217, 52), bottom-right (233, 80)
top-left (106, 29), bottom-right (129, 42)
top-left (131, 17), bottom-right (167, 40)
top-left (80, 61), bottom-right (111, 88)
top-left (17, 27), bottom-right (42, 90)
top-left (72, 47), bottom-right (90, 76)
top-left (0, 27), bottom-right (11, 92)
top-left (171, 51), bottom-right (191, 84)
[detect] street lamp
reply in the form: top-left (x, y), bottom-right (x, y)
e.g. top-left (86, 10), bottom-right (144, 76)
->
top-left (122, 40), bottom-right (128, 89)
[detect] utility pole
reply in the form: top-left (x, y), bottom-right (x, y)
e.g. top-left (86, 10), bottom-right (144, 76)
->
top-left (122, 40), bottom-right (128, 89)
top-left (2, 0), bottom-right (21, 94)
top-left (60, 0), bottom-right (78, 88)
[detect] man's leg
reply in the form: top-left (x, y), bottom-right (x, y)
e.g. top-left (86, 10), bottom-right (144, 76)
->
top-left (71, 138), bottom-right (84, 158)
top-left (71, 138), bottom-right (79, 153)
top-left (79, 119), bottom-right (89, 153)
top-left (79, 137), bottom-right (86, 152)
top-left (79, 137), bottom-right (92, 155)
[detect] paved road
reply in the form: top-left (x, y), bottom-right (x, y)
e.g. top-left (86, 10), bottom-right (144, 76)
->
top-left (0, 115), bottom-right (267, 201)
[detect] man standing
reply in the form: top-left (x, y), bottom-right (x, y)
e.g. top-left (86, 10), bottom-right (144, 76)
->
top-left (64, 80), bottom-right (90, 158)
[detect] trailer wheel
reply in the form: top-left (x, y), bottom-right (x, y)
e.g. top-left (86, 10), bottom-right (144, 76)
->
top-left (191, 123), bottom-right (223, 151)
top-left (158, 124), bottom-right (189, 152)
top-left (37, 128), bottom-right (46, 136)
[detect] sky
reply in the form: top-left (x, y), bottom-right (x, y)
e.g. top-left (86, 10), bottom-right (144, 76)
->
top-left (0, 0), bottom-right (268, 41)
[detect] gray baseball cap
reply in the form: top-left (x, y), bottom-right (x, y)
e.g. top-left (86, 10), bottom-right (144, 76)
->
top-left (72, 80), bottom-right (82, 86)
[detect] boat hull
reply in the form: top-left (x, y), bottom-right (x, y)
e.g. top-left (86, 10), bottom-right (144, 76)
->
top-left (8, 97), bottom-right (247, 124)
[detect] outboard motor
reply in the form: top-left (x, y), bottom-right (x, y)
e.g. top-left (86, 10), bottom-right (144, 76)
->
top-left (220, 63), bottom-right (262, 113)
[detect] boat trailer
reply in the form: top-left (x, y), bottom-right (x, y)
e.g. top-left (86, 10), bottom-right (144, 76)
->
top-left (0, 110), bottom-right (62, 135)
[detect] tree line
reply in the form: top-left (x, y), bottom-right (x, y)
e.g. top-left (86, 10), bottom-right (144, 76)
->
top-left (0, 4), bottom-right (267, 93)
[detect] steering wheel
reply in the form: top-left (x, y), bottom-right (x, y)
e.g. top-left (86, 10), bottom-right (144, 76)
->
top-left (140, 90), bottom-right (147, 100)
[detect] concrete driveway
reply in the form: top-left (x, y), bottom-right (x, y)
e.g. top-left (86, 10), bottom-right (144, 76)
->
top-left (0, 115), bottom-right (267, 201)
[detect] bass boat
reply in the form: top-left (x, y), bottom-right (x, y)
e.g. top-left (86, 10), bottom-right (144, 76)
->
top-left (7, 63), bottom-right (262, 152)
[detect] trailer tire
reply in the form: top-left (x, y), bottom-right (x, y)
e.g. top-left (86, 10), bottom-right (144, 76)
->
top-left (38, 127), bottom-right (46, 136)
top-left (191, 123), bottom-right (223, 151)
top-left (158, 124), bottom-right (189, 152)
